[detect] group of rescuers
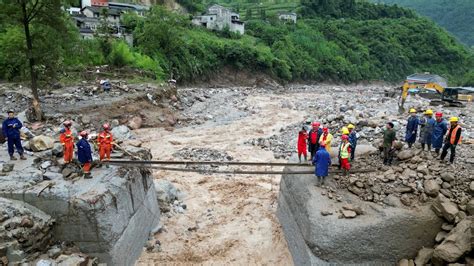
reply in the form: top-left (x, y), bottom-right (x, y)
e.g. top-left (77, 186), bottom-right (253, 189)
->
top-left (2, 110), bottom-right (114, 179)
top-left (2, 108), bottom-right (464, 180)
top-left (297, 109), bottom-right (463, 186)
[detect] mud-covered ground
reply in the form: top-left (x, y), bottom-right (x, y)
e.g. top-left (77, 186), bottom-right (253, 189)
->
top-left (135, 84), bottom-right (473, 265)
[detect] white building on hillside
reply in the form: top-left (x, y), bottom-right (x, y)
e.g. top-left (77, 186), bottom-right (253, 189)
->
top-left (278, 12), bottom-right (297, 23)
top-left (192, 4), bottom-right (245, 35)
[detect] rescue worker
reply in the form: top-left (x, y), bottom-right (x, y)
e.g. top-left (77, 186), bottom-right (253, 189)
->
top-left (383, 122), bottom-right (396, 165)
top-left (77, 131), bottom-right (93, 178)
top-left (419, 109), bottom-right (435, 151)
top-left (308, 122), bottom-right (322, 160)
top-left (341, 127), bottom-right (349, 136)
top-left (2, 110), bottom-right (26, 160)
top-left (339, 135), bottom-right (351, 175)
top-left (347, 124), bottom-right (358, 161)
top-left (405, 108), bottom-right (419, 148)
top-left (337, 127), bottom-right (350, 169)
top-left (297, 127), bottom-right (308, 163)
top-left (432, 112), bottom-right (448, 155)
top-left (98, 123), bottom-right (114, 163)
top-left (313, 143), bottom-right (331, 186)
top-left (319, 127), bottom-right (333, 153)
top-left (59, 121), bottom-right (74, 164)
top-left (440, 117), bottom-right (462, 164)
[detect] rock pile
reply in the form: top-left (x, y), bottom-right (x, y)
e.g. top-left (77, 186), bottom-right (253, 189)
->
top-left (177, 88), bottom-right (257, 127)
top-left (154, 179), bottom-right (186, 214)
top-left (333, 150), bottom-right (472, 210)
top-left (0, 198), bottom-right (54, 264)
top-left (330, 147), bottom-right (473, 265)
top-left (0, 198), bottom-right (91, 265)
top-left (247, 123), bottom-right (300, 159)
top-left (172, 147), bottom-right (234, 172)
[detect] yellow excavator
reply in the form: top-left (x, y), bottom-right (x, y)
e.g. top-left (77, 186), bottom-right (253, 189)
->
top-left (398, 73), bottom-right (468, 113)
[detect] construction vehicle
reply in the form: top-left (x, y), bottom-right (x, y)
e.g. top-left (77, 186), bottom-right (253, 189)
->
top-left (397, 73), bottom-right (467, 113)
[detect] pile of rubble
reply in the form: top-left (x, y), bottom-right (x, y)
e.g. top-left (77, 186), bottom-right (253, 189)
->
top-left (313, 146), bottom-right (472, 264)
top-left (173, 147), bottom-right (234, 162)
top-left (172, 147), bottom-right (234, 173)
top-left (246, 123), bottom-right (300, 159)
top-left (0, 198), bottom-right (96, 265)
top-left (177, 87), bottom-right (258, 127)
top-left (153, 179), bottom-right (186, 214)
top-left (0, 198), bottom-right (54, 264)
top-left (329, 150), bottom-right (472, 207)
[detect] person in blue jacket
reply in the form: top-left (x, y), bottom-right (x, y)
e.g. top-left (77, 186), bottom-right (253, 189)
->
top-left (2, 110), bottom-right (26, 160)
top-left (77, 131), bottom-right (93, 179)
top-left (313, 143), bottom-right (331, 186)
top-left (347, 124), bottom-right (358, 161)
top-left (405, 109), bottom-right (419, 148)
top-left (432, 112), bottom-right (448, 155)
top-left (419, 109), bottom-right (435, 151)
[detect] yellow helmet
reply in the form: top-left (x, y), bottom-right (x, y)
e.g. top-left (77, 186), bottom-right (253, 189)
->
top-left (409, 108), bottom-right (417, 113)
top-left (347, 124), bottom-right (355, 129)
top-left (449, 117), bottom-right (459, 122)
top-left (341, 127), bottom-right (349, 135)
top-left (424, 109), bottom-right (433, 115)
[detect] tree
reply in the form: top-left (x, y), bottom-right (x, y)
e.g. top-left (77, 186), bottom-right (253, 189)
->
top-left (0, 0), bottom-right (67, 121)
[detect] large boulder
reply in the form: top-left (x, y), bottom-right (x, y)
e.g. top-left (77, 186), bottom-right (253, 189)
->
top-left (154, 179), bottom-right (178, 212)
top-left (354, 144), bottom-right (377, 157)
top-left (111, 125), bottom-right (133, 143)
top-left (433, 217), bottom-right (472, 263)
top-left (414, 247), bottom-right (433, 266)
top-left (397, 150), bottom-right (416, 160)
top-left (30, 135), bottom-right (55, 152)
top-left (431, 194), bottom-right (459, 222)
top-left (127, 116), bottom-right (143, 130)
top-left (424, 180), bottom-right (440, 197)
top-left (277, 157), bottom-right (443, 265)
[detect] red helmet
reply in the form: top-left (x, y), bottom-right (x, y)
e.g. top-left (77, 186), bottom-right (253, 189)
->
top-left (103, 123), bottom-right (110, 130)
top-left (341, 135), bottom-right (349, 141)
top-left (79, 131), bottom-right (88, 137)
top-left (63, 120), bottom-right (72, 127)
top-left (435, 112), bottom-right (443, 117)
top-left (323, 127), bottom-right (329, 133)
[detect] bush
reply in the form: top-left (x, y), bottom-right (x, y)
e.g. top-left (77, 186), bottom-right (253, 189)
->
top-left (108, 41), bottom-right (134, 67)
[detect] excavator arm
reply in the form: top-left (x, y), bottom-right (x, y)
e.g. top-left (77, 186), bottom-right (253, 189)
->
top-left (399, 81), bottom-right (445, 112)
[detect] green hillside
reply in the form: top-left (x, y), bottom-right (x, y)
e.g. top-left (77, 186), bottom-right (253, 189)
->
top-left (164, 0), bottom-right (474, 84)
top-left (372, 0), bottom-right (474, 46)
top-left (1, 0), bottom-right (473, 86)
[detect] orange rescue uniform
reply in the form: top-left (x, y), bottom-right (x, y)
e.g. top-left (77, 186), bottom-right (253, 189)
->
top-left (83, 162), bottom-right (91, 173)
top-left (60, 128), bottom-right (74, 163)
top-left (98, 131), bottom-right (113, 161)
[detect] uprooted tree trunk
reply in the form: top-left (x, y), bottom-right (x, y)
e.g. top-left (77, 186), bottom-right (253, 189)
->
top-left (20, 0), bottom-right (43, 121)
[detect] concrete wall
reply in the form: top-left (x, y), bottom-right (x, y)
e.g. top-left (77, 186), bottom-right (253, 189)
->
top-left (277, 159), bottom-right (443, 265)
top-left (0, 166), bottom-right (160, 266)
top-left (230, 22), bottom-right (245, 35)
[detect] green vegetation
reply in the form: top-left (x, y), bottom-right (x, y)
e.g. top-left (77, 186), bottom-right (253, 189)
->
top-left (372, 0), bottom-right (474, 46)
top-left (0, 0), bottom-right (473, 88)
